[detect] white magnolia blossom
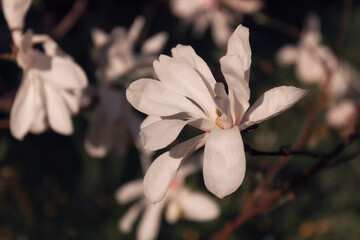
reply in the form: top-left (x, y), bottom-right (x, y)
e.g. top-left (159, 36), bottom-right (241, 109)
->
top-left (170, 0), bottom-right (262, 48)
top-left (115, 157), bottom-right (219, 240)
top-left (276, 14), bottom-right (338, 85)
top-left (325, 100), bottom-right (357, 130)
top-left (2, 0), bottom-right (32, 43)
top-left (126, 25), bottom-right (309, 202)
top-left (10, 30), bottom-right (88, 140)
top-left (91, 16), bottom-right (168, 85)
top-left (84, 87), bottom-right (152, 166)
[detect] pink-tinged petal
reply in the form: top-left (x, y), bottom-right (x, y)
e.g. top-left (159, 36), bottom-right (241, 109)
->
top-left (118, 200), bottom-right (145, 233)
top-left (226, 25), bottom-right (252, 71)
top-left (140, 119), bottom-right (193, 151)
top-left (211, 10), bottom-right (233, 49)
top-left (2, 0), bottom-right (31, 30)
top-left (29, 78), bottom-right (47, 134)
top-left (141, 32), bottom-right (168, 55)
top-left (189, 118), bottom-right (216, 132)
top-left (91, 28), bottom-right (109, 48)
top-left (140, 116), bottom-right (162, 130)
top-left (224, 0), bottom-right (263, 14)
top-left (84, 105), bottom-right (112, 158)
top-left (276, 45), bottom-right (299, 66)
top-left (239, 86), bottom-right (310, 130)
top-left (36, 56), bottom-right (88, 89)
top-left (59, 89), bottom-right (81, 114)
top-left (178, 188), bottom-right (220, 221)
top-left (126, 78), bottom-right (206, 118)
top-left (127, 16), bottom-right (145, 44)
top-left (326, 100), bottom-right (357, 129)
top-left (43, 83), bottom-right (73, 135)
top-left (154, 56), bottom-right (217, 120)
top-left (171, 44), bottom-right (217, 92)
top-left (143, 133), bottom-right (208, 203)
top-left (115, 179), bottom-right (144, 204)
top-left (10, 75), bottom-right (36, 140)
top-left (203, 127), bottom-right (246, 198)
top-left (137, 200), bottom-right (167, 240)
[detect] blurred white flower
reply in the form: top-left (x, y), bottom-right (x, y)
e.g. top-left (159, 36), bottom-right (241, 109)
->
top-left (115, 156), bottom-right (219, 240)
top-left (126, 25), bottom-right (309, 202)
top-left (2, 0), bottom-right (32, 44)
top-left (325, 100), bottom-right (357, 130)
top-left (276, 14), bottom-right (338, 84)
top-left (84, 87), bottom-right (152, 164)
top-left (170, 0), bottom-right (262, 48)
top-left (10, 30), bottom-right (88, 140)
top-left (91, 16), bottom-right (168, 85)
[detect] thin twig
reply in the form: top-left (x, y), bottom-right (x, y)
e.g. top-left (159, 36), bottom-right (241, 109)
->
top-left (244, 144), bottom-right (322, 158)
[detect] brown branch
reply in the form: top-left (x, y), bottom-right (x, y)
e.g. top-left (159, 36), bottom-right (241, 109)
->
top-left (51, 0), bottom-right (88, 40)
top-left (217, 130), bottom-right (359, 240)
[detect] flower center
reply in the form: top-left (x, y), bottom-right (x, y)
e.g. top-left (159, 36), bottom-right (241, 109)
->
top-left (215, 107), bottom-right (224, 129)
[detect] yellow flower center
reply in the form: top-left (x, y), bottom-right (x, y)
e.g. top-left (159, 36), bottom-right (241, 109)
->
top-left (215, 107), bottom-right (224, 129)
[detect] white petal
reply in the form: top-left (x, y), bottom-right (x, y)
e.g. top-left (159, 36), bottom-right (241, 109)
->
top-left (211, 10), bottom-right (233, 49)
top-left (2, 0), bottom-right (31, 30)
top-left (171, 44), bottom-right (217, 92)
top-left (115, 179), bottom-right (144, 204)
top-left (91, 28), bottom-right (109, 48)
top-left (141, 32), bottom-right (168, 54)
top-left (140, 116), bottom-right (162, 130)
top-left (276, 45), bottom-right (299, 66)
top-left (226, 25), bottom-right (252, 71)
top-left (29, 79), bottom-right (47, 134)
top-left (119, 201), bottom-right (145, 233)
top-left (203, 127), bottom-right (246, 198)
top-left (10, 75), bottom-right (36, 140)
top-left (59, 89), bottom-right (81, 114)
top-left (224, 0), bottom-right (262, 13)
top-left (143, 133), bottom-right (208, 203)
top-left (140, 119), bottom-right (193, 151)
top-left (220, 55), bottom-right (249, 125)
top-left (127, 16), bottom-right (145, 44)
top-left (43, 83), bottom-right (73, 135)
top-left (36, 56), bottom-right (88, 90)
top-left (137, 200), bottom-right (167, 240)
top-left (326, 100), bottom-right (357, 129)
top-left (178, 188), bottom-right (220, 221)
top-left (126, 78), bottom-right (205, 118)
top-left (154, 56), bottom-right (217, 119)
top-left (239, 86), bottom-right (310, 130)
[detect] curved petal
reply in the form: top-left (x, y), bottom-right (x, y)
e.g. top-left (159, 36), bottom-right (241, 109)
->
top-left (154, 56), bottom-right (217, 119)
top-left (178, 188), bottom-right (220, 221)
top-left (136, 200), bottom-right (167, 240)
top-left (239, 86), bottom-right (310, 130)
top-left (140, 116), bottom-right (162, 129)
top-left (127, 16), bottom-right (145, 44)
top-left (140, 119), bottom-right (193, 151)
top-left (118, 200), bottom-right (145, 233)
top-left (43, 83), bottom-right (73, 135)
top-left (220, 55), bottom-right (249, 125)
top-left (203, 127), bottom-right (246, 198)
top-left (59, 89), bottom-right (81, 114)
top-left (211, 9), bottom-right (233, 49)
top-left (171, 44), bottom-right (216, 92)
top-left (126, 78), bottom-right (205, 118)
top-left (2, 0), bottom-right (31, 30)
top-left (91, 28), bottom-right (109, 48)
top-left (143, 133), bottom-right (208, 203)
top-left (36, 56), bottom-right (88, 89)
top-left (226, 25), bottom-right (252, 71)
top-left (9, 76), bottom-right (36, 140)
top-left (115, 179), bottom-right (144, 204)
top-left (141, 32), bottom-right (168, 55)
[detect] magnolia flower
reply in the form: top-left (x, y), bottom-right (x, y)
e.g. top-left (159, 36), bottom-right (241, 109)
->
top-left (325, 100), bottom-right (357, 130)
top-left (10, 30), bottom-right (88, 140)
top-left (276, 14), bottom-right (338, 84)
top-left (2, 0), bottom-right (32, 43)
top-left (91, 16), bottom-right (168, 85)
top-left (126, 25), bottom-right (309, 202)
top-left (170, 0), bottom-right (262, 48)
top-left (115, 156), bottom-right (219, 240)
top-left (84, 87), bottom-right (152, 165)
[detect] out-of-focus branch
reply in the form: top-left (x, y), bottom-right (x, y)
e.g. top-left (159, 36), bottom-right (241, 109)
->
top-left (217, 129), bottom-right (360, 240)
top-left (244, 144), bottom-right (322, 158)
top-left (51, 0), bottom-right (88, 40)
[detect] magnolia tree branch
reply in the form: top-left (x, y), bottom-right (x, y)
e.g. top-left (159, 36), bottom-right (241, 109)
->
top-left (51, 0), bottom-right (88, 40)
top-left (217, 129), bottom-right (360, 240)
